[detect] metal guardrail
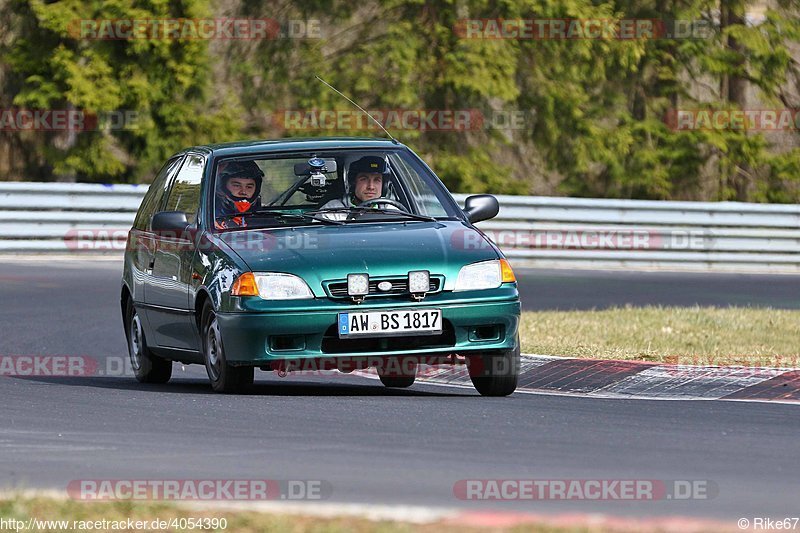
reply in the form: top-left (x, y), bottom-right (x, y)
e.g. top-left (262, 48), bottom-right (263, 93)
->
top-left (451, 194), bottom-right (800, 272)
top-left (0, 183), bottom-right (797, 272)
top-left (0, 183), bottom-right (144, 252)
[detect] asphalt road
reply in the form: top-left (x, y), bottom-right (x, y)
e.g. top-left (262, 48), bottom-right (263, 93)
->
top-left (0, 259), bottom-right (799, 522)
top-left (516, 268), bottom-right (800, 310)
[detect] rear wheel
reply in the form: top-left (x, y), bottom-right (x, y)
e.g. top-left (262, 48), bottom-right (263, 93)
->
top-left (467, 339), bottom-right (520, 397)
top-left (201, 301), bottom-right (254, 393)
top-left (377, 359), bottom-right (416, 388)
top-left (125, 299), bottom-right (172, 384)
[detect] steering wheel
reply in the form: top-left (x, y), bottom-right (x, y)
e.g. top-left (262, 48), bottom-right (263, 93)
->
top-left (359, 198), bottom-right (406, 210)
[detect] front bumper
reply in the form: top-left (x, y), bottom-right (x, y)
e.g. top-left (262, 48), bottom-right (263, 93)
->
top-left (216, 291), bottom-right (520, 364)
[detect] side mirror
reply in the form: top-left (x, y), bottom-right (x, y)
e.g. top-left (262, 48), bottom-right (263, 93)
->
top-left (463, 194), bottom-right (499, 223)
top-left (151, 211), bottom-right (190, 234)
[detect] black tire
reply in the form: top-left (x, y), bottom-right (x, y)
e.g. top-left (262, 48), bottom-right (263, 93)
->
top-left (201, 301), bottom-right (254, 393)
top-left (377, 359), bottom-right (417, 388)
top-left (125, 299), bottom-right (172, 384)
top-left (467, 339), bottom-right (520, 397)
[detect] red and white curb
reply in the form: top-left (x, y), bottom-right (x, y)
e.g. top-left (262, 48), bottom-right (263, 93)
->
top-left (360, 355), bottom-right (800, 403)
top-left (200, 501), bottom-right (737, 532)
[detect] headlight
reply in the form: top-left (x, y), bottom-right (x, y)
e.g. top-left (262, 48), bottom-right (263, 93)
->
top-left (232, 272), bottom-right (314, 300)
top-left (454, 259), bottom-right (516, 291)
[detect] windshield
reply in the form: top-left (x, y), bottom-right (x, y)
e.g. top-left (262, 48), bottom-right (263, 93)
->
top-left (211, 149), bottom-right (460, 231)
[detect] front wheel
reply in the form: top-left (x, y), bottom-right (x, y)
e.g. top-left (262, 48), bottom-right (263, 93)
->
top-left (125, 300), bottom-right (172, 384)
top-left (201, 301), bottom-right (254, 394)
top-left (467, 340), bottom-right (520, 397)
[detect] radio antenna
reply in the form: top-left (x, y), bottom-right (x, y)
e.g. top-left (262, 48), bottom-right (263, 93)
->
top-left (315, 75), bottom-right (399, 144)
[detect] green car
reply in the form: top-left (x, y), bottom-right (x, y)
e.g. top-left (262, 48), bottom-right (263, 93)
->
top-left (121, 138), bottom-right (521, 396)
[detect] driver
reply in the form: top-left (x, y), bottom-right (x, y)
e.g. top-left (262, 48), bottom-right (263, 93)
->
top-left (320, 156), bottom-right (394, 211)
top-left (214, 160), bottom-right (264, 230)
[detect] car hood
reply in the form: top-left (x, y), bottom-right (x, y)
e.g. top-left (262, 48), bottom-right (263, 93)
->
top-left (218, 221), bottom-right (499, 293)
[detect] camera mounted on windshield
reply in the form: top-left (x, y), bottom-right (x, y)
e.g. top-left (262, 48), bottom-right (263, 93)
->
top-left (291, 155), bottom-right (339, 203)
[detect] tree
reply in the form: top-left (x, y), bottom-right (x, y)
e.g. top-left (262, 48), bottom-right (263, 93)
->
top-left (4, 0), bottom-right (242, 182)
top-left (1, 0), bottom-right (799, 202)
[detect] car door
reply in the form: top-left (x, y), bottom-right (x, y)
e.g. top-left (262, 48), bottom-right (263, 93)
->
top-left (145, 153), bottom-right (205, 350)
top-left (128, 155), bottom-right (183, 322)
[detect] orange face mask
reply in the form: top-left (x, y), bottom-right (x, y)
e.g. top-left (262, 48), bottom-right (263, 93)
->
top-left (234, 200), bottom-right (252, 213)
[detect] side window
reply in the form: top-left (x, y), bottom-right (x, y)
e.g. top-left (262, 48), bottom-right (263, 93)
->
top-left (388, 153), bottom-right (449, 217)
top-left (133, 156), bottom-right (183, 231)
top-left (164, 154), bottom-right (205, 224)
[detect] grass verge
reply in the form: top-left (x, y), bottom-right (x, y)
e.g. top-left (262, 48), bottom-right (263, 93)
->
top-left (519, 306), bottom-right (800, 367)
top-left (3, 495), bottom-right (486, 533)
top-left (0, 494), bottom-right (724, 533)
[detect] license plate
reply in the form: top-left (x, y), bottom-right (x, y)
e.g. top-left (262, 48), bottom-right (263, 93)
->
top-left (338, 309), bottom-right (442, 338)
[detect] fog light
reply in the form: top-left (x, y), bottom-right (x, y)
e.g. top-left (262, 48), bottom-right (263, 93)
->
top-left (408, 270), bottom-right (430, 294)
top-left (347, 273), bottom-right (369, 296)
top-left (269, 335), bottom-right (306, 352)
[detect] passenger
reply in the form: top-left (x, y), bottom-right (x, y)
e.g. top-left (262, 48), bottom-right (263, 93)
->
top-left (214, 160), bottom-right (264, 229)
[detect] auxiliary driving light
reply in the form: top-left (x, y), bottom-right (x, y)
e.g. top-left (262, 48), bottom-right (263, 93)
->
top-left (408, 270), bottom-right (430, 294)
top-left (347, 273), bottom-right (370, 296)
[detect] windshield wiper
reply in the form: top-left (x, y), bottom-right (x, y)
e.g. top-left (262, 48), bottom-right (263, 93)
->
top-left (216, 211), bottom-right (343, 225)
top-left (369, 208), bottom-right (436, 222)
top-left (310, 207), bottom-right (435, 222)
top-left (294, 212), bottom-right (344, 225)
top-left (216, 211), bottom-right (263, 220)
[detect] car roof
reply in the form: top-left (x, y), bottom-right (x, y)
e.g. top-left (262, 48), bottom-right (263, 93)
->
top-left (183, 137), bottom-right (405, 158)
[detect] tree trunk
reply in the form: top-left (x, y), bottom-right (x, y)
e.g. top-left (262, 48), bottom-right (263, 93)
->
top-left (720, 0), bottom-right (751, 200)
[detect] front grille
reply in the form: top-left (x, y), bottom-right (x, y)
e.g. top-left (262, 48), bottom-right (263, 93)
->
top-left (326, 276), bottom-right (442, 298)
top-left (320, 320), bottom-right (456, 354)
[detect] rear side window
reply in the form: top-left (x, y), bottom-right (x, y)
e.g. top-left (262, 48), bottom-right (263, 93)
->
top-left (164, 154), bottom-right (205, 224)
top-left (133, 156), bottom-right (183, 230)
